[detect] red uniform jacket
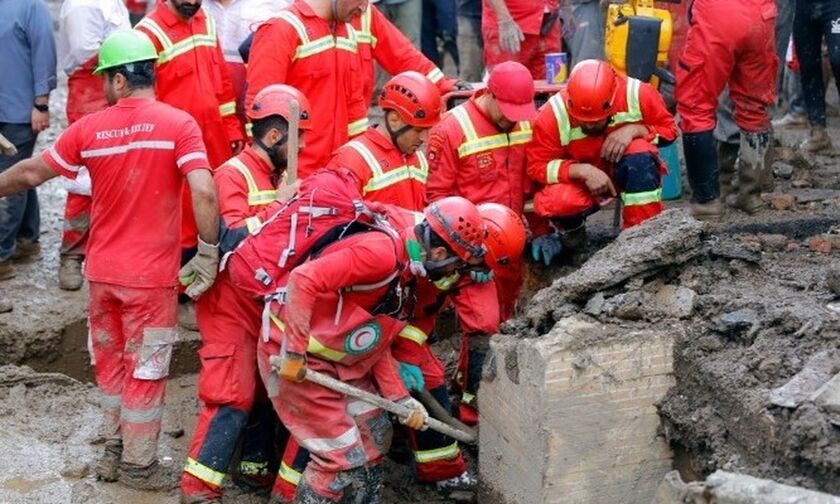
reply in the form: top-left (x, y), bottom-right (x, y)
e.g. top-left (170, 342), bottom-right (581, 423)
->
top-left (245, 0), bottom-right (368, 179)
top-left (275, 231), bottom-right (412, 400)
top-left (326, 127), bottom-right (428, 212)
top-left (214, 146), bottom-right (282, 234)
top-left (354, 5), bottom-right (457, 104)
top-left (426, 91), bottom-right (533, 213)
top-left (527, 76), bottom-right (677, 188)
top-left (135, 5), bottom-right (243, 168)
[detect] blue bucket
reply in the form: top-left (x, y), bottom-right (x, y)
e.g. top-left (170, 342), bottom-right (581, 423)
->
top-left (659, 142), bottom-right (682, 200)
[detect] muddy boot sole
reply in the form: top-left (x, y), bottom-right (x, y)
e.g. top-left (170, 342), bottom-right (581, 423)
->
top-left (691, 199), bottom-right (724, 221)
top-left (119, 461), bottom-right (180, 491)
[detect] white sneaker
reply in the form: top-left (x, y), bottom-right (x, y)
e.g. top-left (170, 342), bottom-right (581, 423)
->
top-left (435, 471), bottom-right (477, 493)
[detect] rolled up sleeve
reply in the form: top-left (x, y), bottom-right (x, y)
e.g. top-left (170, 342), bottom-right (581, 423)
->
top-left (28, 0), bottom-right (58, 97)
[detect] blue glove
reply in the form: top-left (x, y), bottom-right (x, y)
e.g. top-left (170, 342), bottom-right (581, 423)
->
top-left (531, 233), bottom-right (563, 266)
top-left (398, 362), bottom-right (425, 392)
top-left (469, 268), bottom-right (494, 283)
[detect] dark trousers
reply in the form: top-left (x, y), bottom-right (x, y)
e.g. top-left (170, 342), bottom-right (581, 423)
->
top-left (422, 0), bottom-right (459, 69)
top-left (0, 123), bottom-right (39, 261)
top-left (792, 0), bottom-right (840, 127)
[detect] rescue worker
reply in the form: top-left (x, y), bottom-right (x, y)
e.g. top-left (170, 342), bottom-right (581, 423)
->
top-left (244, 0), bottom-right (466, 179)
top-left (392, 202), bottom-right (525, 490)
top-left (325, 71), bottom-right (441, 212)
top-left (0, 30), bottom-right (220, 490)
top-left (426, 60), bottom-right (536, 320)
top-left (483, 0), bottom-right (561, 80)
top-left (203, 0), bottom-right (289, 121)
top-left (528, 60), bottom-right (677, 263)
top-left (180, 85), bottom-right (311, 504)
top-left (135, 0), bottom-right (244, 329)
top-left (57, 0), bottom-right (131, 291)
top-left (675, 0), bottom-right (777, 220)
top-left (270, 202), bottom-right (520, 500)
top-left (260, 197), bottom-right (486, 503)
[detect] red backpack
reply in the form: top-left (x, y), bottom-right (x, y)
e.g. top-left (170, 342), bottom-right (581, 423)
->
top-left (224, 167), bottom-right (398, 300)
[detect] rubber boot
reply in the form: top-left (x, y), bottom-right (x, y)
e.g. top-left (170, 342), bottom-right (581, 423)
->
top-left (59, 255), bottom-right (84, 291)
top-left (119, 460), bottom-right (180, 491)
top-left (682, 131), bottom-right (723, 221)
top-left (716, 140), bottom-right (739, 205)
top-left (294, 479), bottom-right (336, 504)
top-left (732, 131), bottom-right (770, 214)
top-left (362, 465), bottom-right (385, 504)
top-left (801, 126), bottom-right (834, 153)
top-left (94, 440), bottom-right (123, 482)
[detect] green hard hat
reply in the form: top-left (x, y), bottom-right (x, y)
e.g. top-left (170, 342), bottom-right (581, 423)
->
top-left (93, 30), bottom-right (158, 75)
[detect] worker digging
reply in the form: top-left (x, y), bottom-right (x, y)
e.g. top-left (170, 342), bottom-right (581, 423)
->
top-left (1, 0), bottom-right (840, 503)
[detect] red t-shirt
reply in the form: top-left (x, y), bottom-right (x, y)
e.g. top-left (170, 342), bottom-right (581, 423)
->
top-left (42, 97), bottom-right (210, 288)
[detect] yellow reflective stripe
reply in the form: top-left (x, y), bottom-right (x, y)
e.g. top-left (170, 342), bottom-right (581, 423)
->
top-left (346, 140), bottom-right (384, 176)
top-left (457, 133), bottom-right (510, 158)
top-left (135, 18), bottom-right (172, 50)
top-left (426, 67), bottom-right (445, 84)
top-left (184, 457), bottom-right (225, 487)
top-left (245, 216), bottom-right (262, 234)
top-left (509, 121), bottom-right (532, 145)
top-left (307, 336), bottom-right (347, 362)
top-left (398, 324), bottom-right (428, 345)
top-left (227, 158), bottom-right (277, 206)
top-left (155, 15), bottom-right (217, 64)
top-left (546, 159), bottom-right (562, 184)
top-left (461, 391), bottom-right (475, 405)
top-left (270, 312), bottom-right (286, 331)
top-left (278, 461), bottom-right (302, 485)
top-left (277, 11), bottom-right (309, 44)
top-left (357, 6), bottom-right (377, 46)
top-left (348, 118), bottom-right (369, 137)
top-left (363, 163), bottom-right (428, 192)
top-left (621, 188), bottom-right (662, 206)
top-left (240, 460), bottom-right (270, 477)
top-left (611, 78), bottom-right (643, 126)
top-left (414, 442), bottom-right (460, 464)
top-left (451, 106), bottom-right (478, 141)
top-left (296, 35), bottom-right (336, 59)
top-left (336, 24), bottom-right (358, 53)
top-left (219, 101), bottom-right (236, 117)
top-left (523, 199), bottom-right (534, 213)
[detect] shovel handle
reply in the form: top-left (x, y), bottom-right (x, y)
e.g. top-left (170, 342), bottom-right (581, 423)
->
top-left (285, 99), bottom-right (299, 185)
top-left (269, 356), bottom-right (477, 444)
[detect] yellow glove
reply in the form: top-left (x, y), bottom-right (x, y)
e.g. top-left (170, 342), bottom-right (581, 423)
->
top-left (278, 351), bottom-right (307, 382)
top-left (178, 237), bottom-right (219, 299)
top-left (397, 397), bottom-right (428, 431)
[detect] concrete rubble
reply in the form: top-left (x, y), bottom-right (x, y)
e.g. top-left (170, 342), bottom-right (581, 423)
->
top-left (652, 470), bottom-right (840, 504)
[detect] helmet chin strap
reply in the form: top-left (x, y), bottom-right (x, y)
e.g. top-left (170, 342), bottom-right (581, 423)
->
top-left (415, 222), bottom-right (461, 279)
top-left (384, 111), bottom-right (413, 148)
top-left (255, 133), bottom-right (288, 171)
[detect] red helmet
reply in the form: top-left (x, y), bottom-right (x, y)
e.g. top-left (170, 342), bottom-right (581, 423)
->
top-left (379, 71), bottom-right (442, 128)
top-left (424, 196), bottom-right (485, 261)
top-left (249, 84), bottom-right (312, 130)
top-left (478, 203), bottom-right (526, 268)
top-left (566, 59), bottom-right (618, 123)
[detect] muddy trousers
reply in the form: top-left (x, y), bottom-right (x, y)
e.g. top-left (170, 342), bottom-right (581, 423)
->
top-left (533, 149), bottom-right (665, 230)
top-left (60, 193), bottom-right (90, 258)
top-left (181, 273), bottom-right (276, 499)
top-left (88, 281), bottom-right (178, 467)
top-left (483, 19), bottom-right (562, 80)
top-left (257, 344), bottom-right (393, 503)
top-left (494, 257), bottom-right (523, 322)
top-left (793, 0), bottom-right (840, 127)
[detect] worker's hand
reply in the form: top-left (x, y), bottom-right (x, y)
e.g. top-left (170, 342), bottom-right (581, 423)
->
top-left (579, 164), bottom-right (617, 198)
top-left (178, 237), bottom-right (220, 298)
top-left (531, 233), bottom-right (563, 266)
top-left (498, 17), bottom-right (525, 54)
top-left (397, 362), bottom-right (425, 392)
top-left (230, 140), bottom-right (245, 155)
top-left (283, 280), bottom-right (312, 340)
top-left (31, 107), bottom-right (50, 133)
top-left (276, 179), bottom-right (300, 203)
top-left (453, 80), bottom-right (473, 91)
top-left (397, 397), bottom-right (429, 430)
top-left (277, 351), bottom-right (307, 382)
top-left (601, 124), bottom-right (645, 163)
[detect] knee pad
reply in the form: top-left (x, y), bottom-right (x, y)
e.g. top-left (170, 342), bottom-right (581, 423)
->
top-left (614, 152), bottom-right (661, 193)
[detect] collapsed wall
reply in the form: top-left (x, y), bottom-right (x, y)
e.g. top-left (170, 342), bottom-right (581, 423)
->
top-left (480, 316), bottom-right (676, 504)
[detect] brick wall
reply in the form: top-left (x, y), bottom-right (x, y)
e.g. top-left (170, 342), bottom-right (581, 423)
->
top-left (480, 315), bottom-right (677, 504)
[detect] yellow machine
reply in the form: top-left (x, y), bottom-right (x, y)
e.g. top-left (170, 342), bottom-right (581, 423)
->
top-left (604, 0), bottom-right (675, 86)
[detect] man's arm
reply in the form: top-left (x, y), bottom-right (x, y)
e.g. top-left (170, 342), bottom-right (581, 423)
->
top-left (485, 0), bottom-right (524, 54)
top-left (0, 157), bottom-right (59, 198)
top-left (186, 169), bottom-right (220, 245)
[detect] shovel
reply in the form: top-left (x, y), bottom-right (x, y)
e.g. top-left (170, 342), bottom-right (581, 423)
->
top-left (268, 355), bottom-right (478, 445)
top-left (285, 99), bottom-right (299, 185)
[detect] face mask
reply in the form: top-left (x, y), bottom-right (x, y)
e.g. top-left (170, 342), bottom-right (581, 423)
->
top-left (174, 0), bottom-right (201, 18)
